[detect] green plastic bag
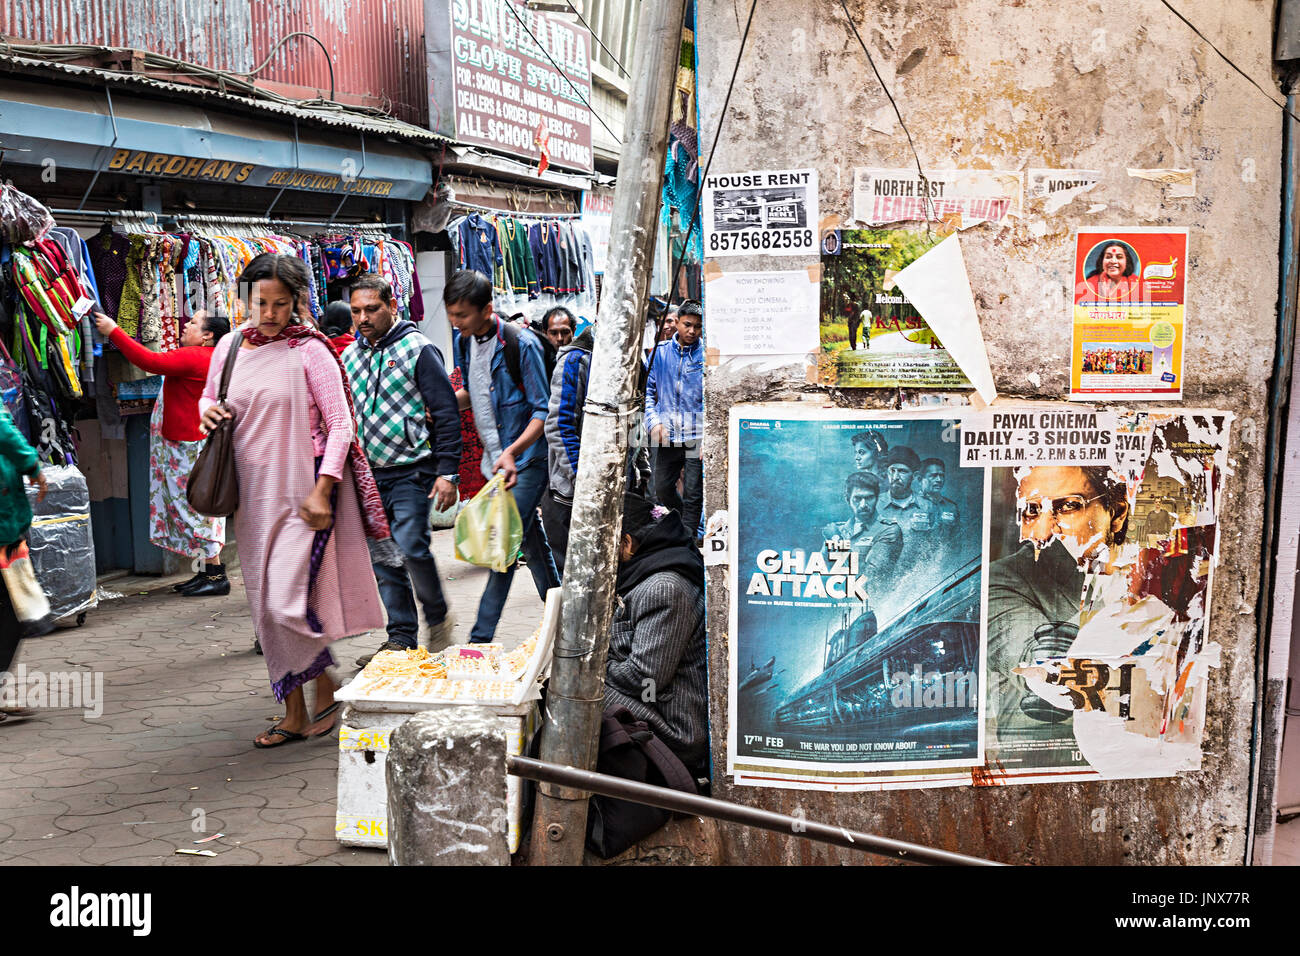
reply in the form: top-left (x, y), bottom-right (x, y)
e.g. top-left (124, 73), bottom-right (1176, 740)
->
top-left (453, 472), bottom-right (523, 573)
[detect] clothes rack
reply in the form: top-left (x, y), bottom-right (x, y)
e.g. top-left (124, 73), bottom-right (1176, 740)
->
top-left (48, 208), bottom-right (405, 232)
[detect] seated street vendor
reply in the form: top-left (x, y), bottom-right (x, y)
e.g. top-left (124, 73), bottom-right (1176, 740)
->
top-left (604, 493), bottom-right (709, 772)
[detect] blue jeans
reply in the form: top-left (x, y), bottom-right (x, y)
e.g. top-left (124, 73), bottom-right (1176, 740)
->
top-left (372, 461), bottom-right (449, 649)
top-left (469, 460), bottom-right (559, 642)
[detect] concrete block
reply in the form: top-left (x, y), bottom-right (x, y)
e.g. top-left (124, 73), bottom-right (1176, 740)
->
top-left (386, 707), bottom-right (510, 866)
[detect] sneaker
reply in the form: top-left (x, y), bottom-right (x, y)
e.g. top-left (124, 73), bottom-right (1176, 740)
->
top-left (425, 613), bottom-right (457, 653)
top-left (356, 640), bottom-right (412, 669)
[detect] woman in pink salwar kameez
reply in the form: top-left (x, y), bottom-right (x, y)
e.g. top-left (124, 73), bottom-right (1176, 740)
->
top-left (201, 254), bottom-right (388, 747)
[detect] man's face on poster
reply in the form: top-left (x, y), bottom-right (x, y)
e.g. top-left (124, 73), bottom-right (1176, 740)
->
top-left (1016, 466), bottom-right (1114, 561)
top-left (921, 464), bottom-right (945, 497)
top-left (887, 463), bottom-right (914, 499)
top-left (848, 487), bottom-right (878, 525)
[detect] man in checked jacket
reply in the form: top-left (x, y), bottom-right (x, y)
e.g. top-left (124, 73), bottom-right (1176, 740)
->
top-left (343, 276), bottom-right (462, 666)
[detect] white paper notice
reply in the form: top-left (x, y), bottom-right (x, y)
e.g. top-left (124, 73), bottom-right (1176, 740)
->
top-left (1027, 169), bottom-right (1102, 214)
top-left (891, 234), bottom-right (997, 404)
top-left (703, 510), bottom-right (729, 566)
top-left (704, 269), bottom-right (820, 356)
top-left (701, 168), bottom-right (818, 257)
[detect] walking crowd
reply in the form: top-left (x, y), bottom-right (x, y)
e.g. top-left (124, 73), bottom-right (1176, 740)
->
top-left (1, 256), bottom-right (711, 774)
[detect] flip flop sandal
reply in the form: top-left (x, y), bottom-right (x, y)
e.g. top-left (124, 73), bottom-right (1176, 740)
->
top-left (312, 701), bottom-right (341, 724)
top-left (254, 726), bottom-right (307, 748)
top-left (311, 702), bottom-right (342, 737)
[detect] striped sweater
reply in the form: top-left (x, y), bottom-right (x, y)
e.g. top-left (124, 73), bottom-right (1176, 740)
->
top-left (603, 569), bottom-right (709, 768)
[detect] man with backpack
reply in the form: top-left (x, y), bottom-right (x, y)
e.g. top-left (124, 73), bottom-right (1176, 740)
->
top-left (445, 270), bottom-right (559, 643)
top-left (542, 321), bottom-right (594, 574)
top-left (343, 276), bottom-right (462, 666)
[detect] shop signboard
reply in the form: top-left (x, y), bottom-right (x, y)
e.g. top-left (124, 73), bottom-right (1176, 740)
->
top-left (445, 0), bottom-right (594, 173)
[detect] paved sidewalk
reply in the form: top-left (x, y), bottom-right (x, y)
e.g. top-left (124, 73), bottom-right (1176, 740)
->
top-left (0, 529), bottom-right (547, 866)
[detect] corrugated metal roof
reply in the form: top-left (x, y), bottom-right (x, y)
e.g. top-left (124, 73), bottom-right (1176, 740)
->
top-left (0, 0), bottom-right (429, 124)
top-left (0, 51), bottom-right (447, 145)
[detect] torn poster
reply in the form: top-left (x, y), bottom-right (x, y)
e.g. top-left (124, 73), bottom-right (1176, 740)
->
top-left (727, 405), bottom-right (988, 782)
top-left (705, 268), bottom-right (820, 355)
top-left (1070, 228), bottom-right (1188, 401)
top-left (852, 168), bottom-right (1022, 229)
top-left (893, 234), bottom-right (998, 406)
top-left (703, 510), bottom-right (729, 567)
top-left (817, 228), bottom-right (972, 389)
top-left (731, 407), bottom-right (1230, 791)
top-left (1127, 167), bottom-right (1197, 199)
top-left (702, 168), bottom-right (818, 257)
top-left (1027, 169), bottom-right (1101, 214)
top-left (981, 409), bottom-right (1229, 782)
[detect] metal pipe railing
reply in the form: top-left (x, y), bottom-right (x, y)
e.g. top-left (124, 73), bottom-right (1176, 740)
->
top-left (507, 755), bottom-right (1003, 866)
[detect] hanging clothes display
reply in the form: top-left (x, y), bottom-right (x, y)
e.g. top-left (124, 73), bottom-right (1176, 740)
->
top-left (444, 204), bottom-right (599, 324)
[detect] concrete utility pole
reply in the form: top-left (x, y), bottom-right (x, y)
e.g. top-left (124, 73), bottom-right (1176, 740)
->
top-left (530, 0), bottom-right (687, 865)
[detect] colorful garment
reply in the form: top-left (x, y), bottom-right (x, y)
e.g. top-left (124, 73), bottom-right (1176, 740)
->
top-left (147, 390), bottom-right (225, 560)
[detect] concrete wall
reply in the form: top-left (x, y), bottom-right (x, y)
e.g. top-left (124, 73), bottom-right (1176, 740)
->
top-left (696, 0), bottom-right (1280, 864)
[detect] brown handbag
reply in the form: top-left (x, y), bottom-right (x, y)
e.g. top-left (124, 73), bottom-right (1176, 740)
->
top-left (187, 337), bottom-right (241, 518)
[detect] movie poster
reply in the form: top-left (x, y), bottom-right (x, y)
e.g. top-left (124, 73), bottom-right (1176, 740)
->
top-left (727, 406), bottom-right (988, 781)
top-left (1070, 228), bottom-right (1188, 401)
top-left (729, 407), bottom-right (1230, 791)
top-left (818, 228), bottom-right (972, 389)
top-left (978, 409), bottom-right (1228, 782)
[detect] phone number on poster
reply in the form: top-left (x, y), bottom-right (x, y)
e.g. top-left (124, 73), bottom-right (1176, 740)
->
top-left (708, 229), bottom-right (814, 252)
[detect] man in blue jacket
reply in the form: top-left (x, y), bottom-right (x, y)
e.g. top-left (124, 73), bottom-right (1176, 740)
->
top-left (446, 270), bottom-right (560, 643)
top-left (645, 299), bottom-right (705, 543)
top-left (344, 276), bottom-right (463, 666)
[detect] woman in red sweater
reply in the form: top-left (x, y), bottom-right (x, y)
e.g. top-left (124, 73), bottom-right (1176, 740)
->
top-left (94, 310), bottom-right (232, 596)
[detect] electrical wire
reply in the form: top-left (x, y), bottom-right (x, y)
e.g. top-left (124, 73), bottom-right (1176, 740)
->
top-left (664, 0), bottom-right (758, 315)
top-left (562, 0), bottom-right (629, 77)
top-left (245, 31), bottom-right (336, 103)
top-left (838, 0), bottom-right (933, 226)
top-left (1159, 0), bottom-right (1300, 125)
top-left (502, 1), bottom-right (622, 146)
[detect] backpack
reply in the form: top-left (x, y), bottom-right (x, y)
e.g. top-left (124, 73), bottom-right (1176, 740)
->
top-left (585, 706), bottom-right (698, 859)
top-left (457, 316), bottom-right (528, 395)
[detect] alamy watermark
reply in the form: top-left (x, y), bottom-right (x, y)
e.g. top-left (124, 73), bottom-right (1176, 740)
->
top-left (0, 665), bottom-right (104, 719)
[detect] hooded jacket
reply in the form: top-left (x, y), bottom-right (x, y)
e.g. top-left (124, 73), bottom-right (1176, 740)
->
top-left (544, 326), bottom-right (594, 501)
top-left (342, 320), bottom-right (461, 474)
top-left (604, 511), bottom-right (709, 767)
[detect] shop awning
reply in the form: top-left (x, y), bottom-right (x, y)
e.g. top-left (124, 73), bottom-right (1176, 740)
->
top-left (0, 69), bottom-right (435, 202)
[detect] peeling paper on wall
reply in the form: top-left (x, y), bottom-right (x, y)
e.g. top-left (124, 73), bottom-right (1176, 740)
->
top-left (1003, 409), bottom-right (1232, 780)
top-left (1027, 169), bottom-right (1102, 214)
top-left (851, 168), bottom-right (1023, 230)
top-left (703, 510), bottom-right (729, 567)
top-left (892, 234), bottom-right (997, 404)
top-left (1127, 167), bottom-right (1197, 199)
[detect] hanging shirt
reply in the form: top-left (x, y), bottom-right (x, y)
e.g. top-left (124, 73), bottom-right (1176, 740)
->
top-left (456, 213), bottom-right (504, 280)
top-left (529, 221), bottom-right (563, 295)
top-left (502, 219), bottom-right (538, 298)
